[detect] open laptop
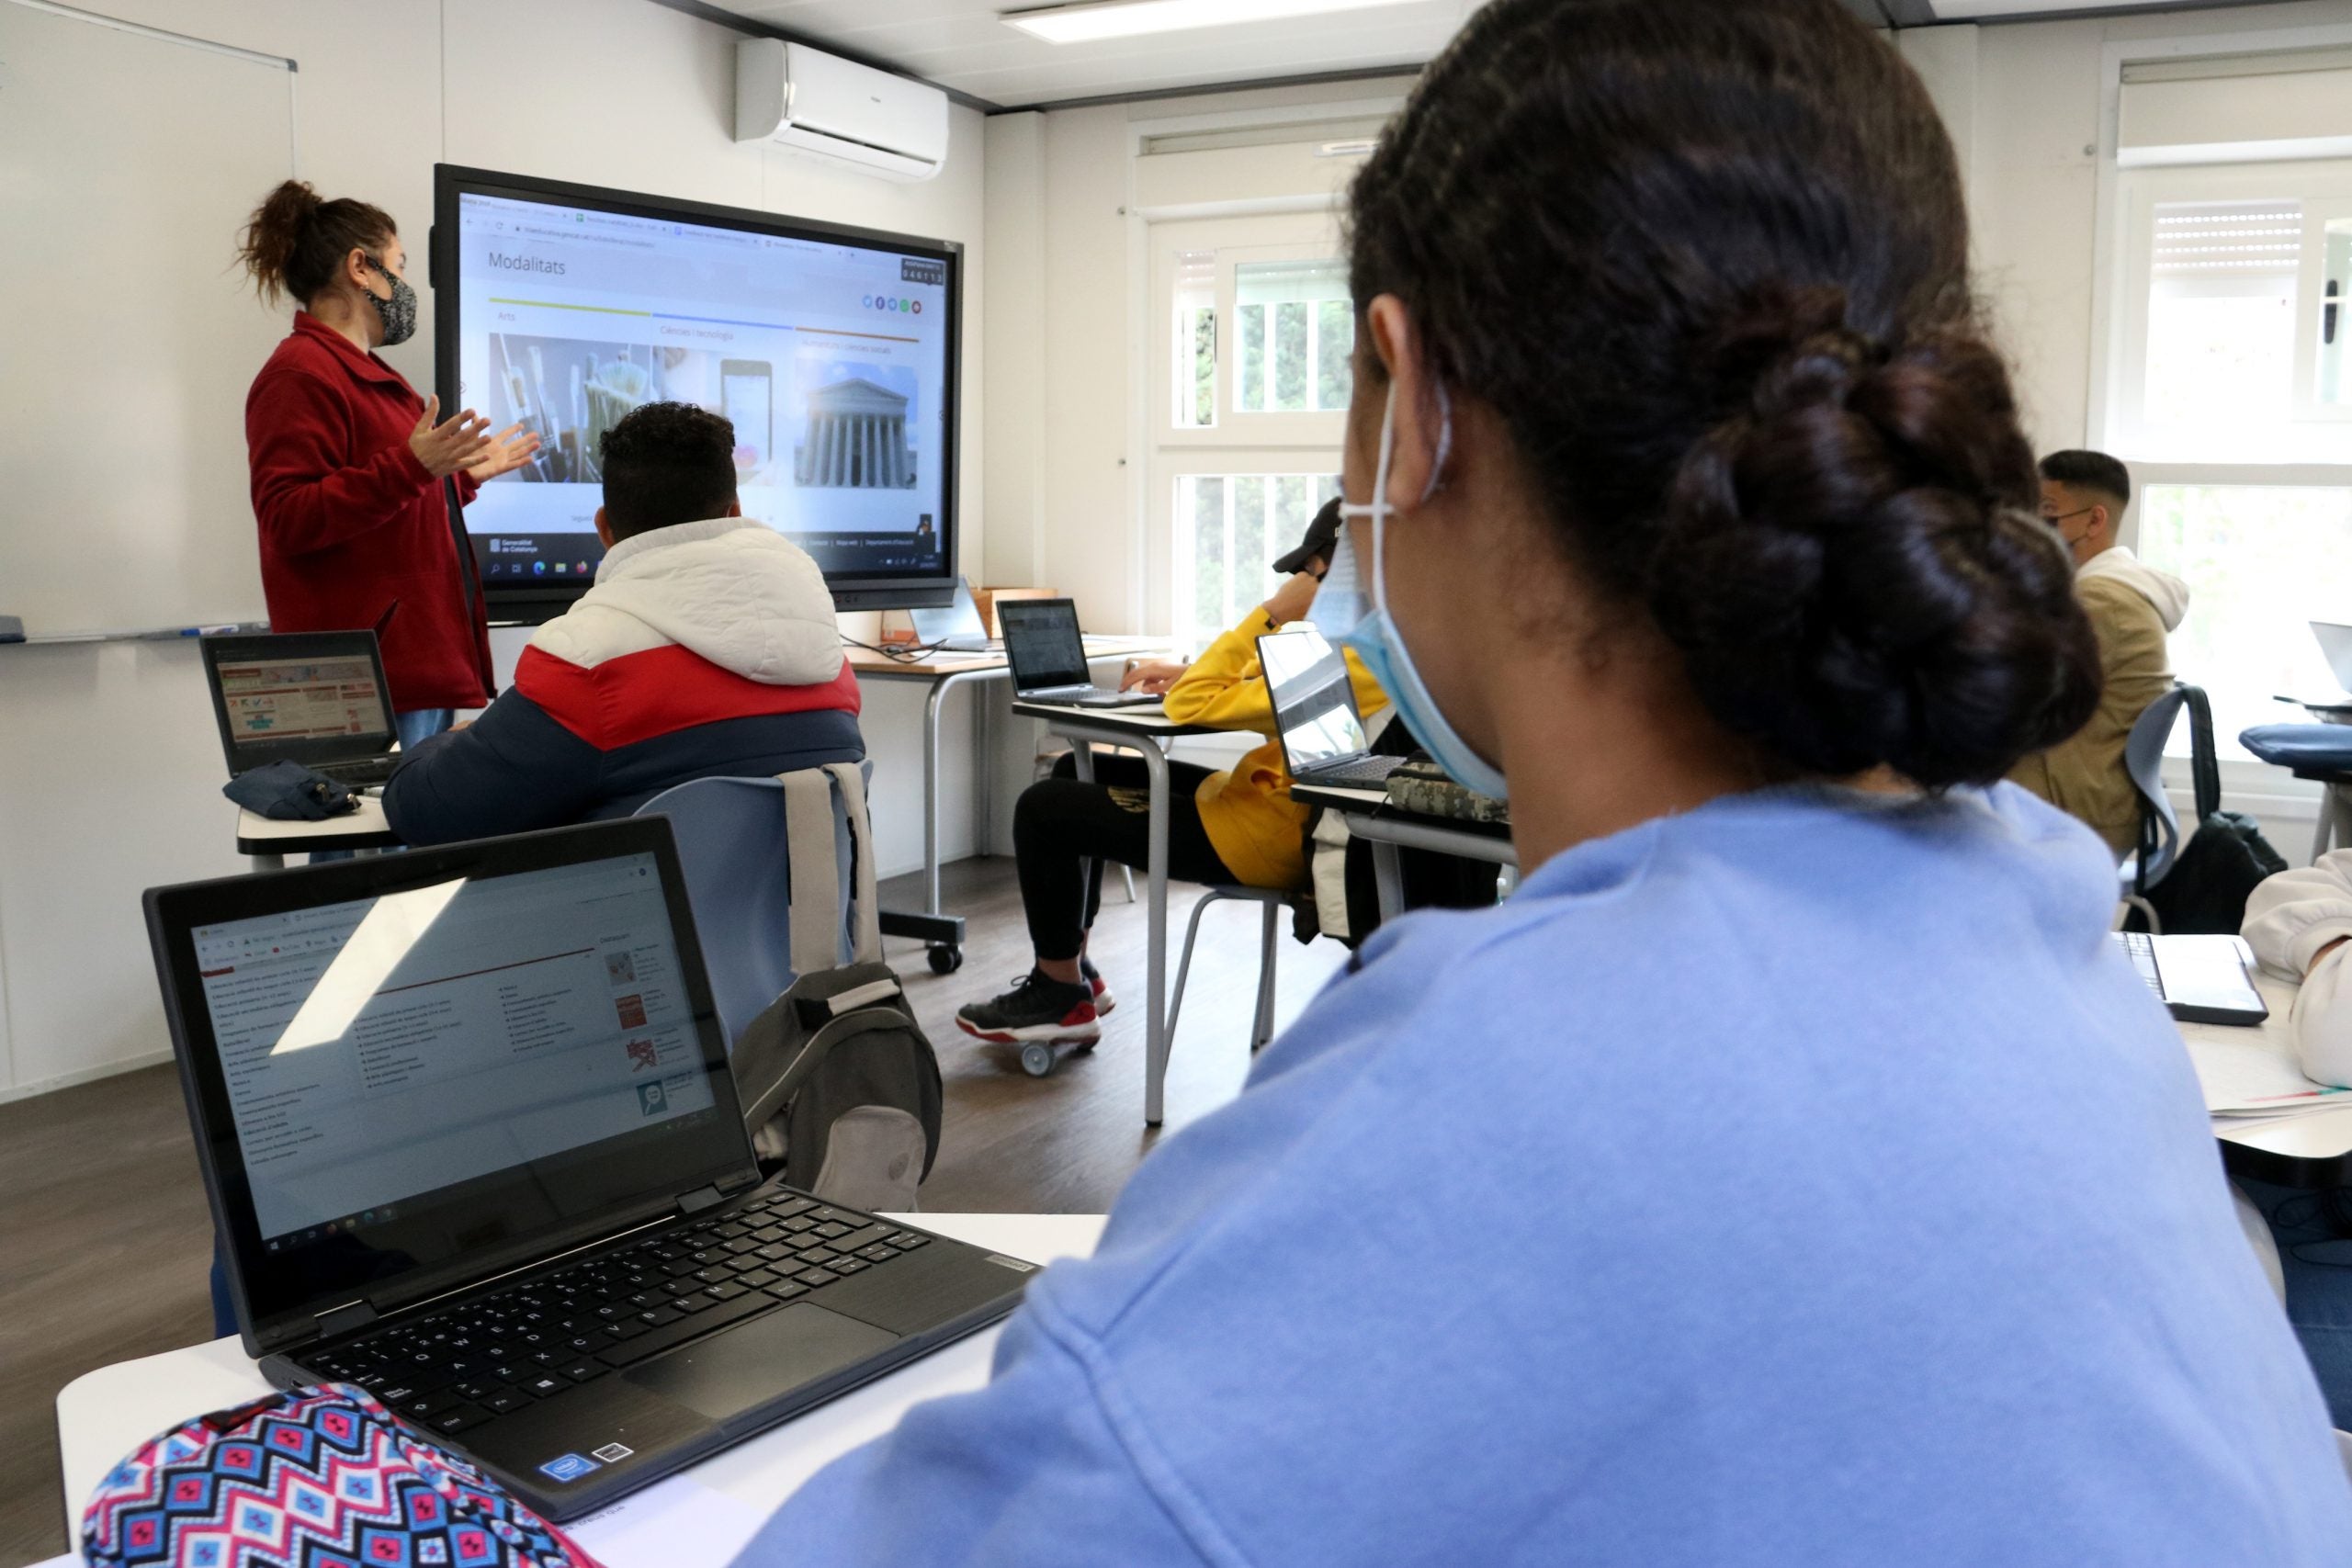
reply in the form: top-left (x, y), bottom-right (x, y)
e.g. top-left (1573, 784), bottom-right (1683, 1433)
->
top-left (999, 597), bottom-right (1159, 707)
top-left (203, 631), bottom-right (401, 789)
top-left (145, 818), bottom-right (1031, 1521)
top-left (909, 576), bottom-right (996, 653)
top-left (2113, 931), bottom-right (2270, 1026)
top-left (1259, 627), bottom-right (1407, 790)
top-left (2312, 622), bottom-right (2352, 698)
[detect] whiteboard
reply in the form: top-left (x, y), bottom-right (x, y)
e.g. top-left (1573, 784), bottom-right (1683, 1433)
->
top-left (0, 1), bottom-right (294, 637)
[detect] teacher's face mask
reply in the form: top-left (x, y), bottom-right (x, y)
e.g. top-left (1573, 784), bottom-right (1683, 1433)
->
top-left (1316, 381), bottom-right (1507, 800)
top-left (363, 254), bottom-right (418, 347)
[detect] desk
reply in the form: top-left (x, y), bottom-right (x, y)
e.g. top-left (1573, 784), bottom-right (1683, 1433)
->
top-left (2185, 971), bottom-right (2352, 1189)
top-left (1290, 782), bottom-right (1517, 921)
top-left (235, 795), bottom-right (402, 871)
top-left (1010, 701), bottom-right (1216, 1126)
top-left (848, 637), bottom-right (1167, 972)
top-left (51, 1213), bottom-right (1105, 1566)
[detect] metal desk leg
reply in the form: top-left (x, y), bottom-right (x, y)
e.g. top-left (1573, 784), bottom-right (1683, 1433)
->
top-left (974, 682), bottom-right (992, 859)
top-left (877, 670), bottom-right (976, 968)
top-left (249, 853), bottom-right (285, 874)
top-left (1137, 739), bottom-right (1172, 1127)
top-left (1371, 840), bottom-right (1405, 923)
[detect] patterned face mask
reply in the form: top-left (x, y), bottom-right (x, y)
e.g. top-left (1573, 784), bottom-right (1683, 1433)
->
top-left (363, 254), bottom-right (418, 347)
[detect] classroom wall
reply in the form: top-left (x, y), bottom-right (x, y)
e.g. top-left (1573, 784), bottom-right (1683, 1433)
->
top-left (0, 0), bottom-right (988, 1102)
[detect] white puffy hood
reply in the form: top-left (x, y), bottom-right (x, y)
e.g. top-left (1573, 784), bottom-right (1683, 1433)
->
top-left (2076, 545), bottom-right (2189, 633)
top-left (531, 515), bottom-right (842, 683)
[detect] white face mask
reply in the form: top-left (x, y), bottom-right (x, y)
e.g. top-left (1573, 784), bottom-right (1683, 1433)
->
top-left (1325, 383), bottom-right (1507, 799)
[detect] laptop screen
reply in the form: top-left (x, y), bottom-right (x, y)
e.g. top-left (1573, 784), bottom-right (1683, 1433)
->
top-left (149, 821), bottom-right (750, 1342)
top-left (910, 578), bottom-right (988, 644)
top-left (1000, 599), bottom-right (1090, 691)
top-left (1261, 628), bottom-right (1370, 773)
top-left (216, 651), bottom-right (393, 748)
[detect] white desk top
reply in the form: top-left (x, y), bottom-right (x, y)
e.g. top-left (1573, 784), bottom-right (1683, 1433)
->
top-left (2186, 971), bottom-right (2352, 1178)
top-left (845, 636), bottom-right (1167, 679)
top-left (51, 1213), bottom-right (1106, 1563)
top-left (1287, 782), bottom-right (1388, 810)
top-left (233, 795), bottom-right (403, 854)
top-left (1008, 698), bottom-right (1207, 736)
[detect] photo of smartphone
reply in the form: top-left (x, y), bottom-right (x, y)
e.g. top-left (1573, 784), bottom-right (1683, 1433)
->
top-left (720, 359), bottom-right (773, 475)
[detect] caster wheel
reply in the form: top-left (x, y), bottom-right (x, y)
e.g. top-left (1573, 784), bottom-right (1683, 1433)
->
top-left (928, 944), bottom-right (964, 975)
top-left (1020, 1042), bottom-right (1057, 1077)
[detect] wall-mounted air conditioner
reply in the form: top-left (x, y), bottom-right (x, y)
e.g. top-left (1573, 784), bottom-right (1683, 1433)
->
top-left (735, 39), bottom-right (949, 183)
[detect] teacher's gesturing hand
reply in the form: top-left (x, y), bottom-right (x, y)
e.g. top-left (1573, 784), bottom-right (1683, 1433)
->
top-left (406, 395), bottom-right (496, 479)
top-left (465, 422), bottom-right (543, 484)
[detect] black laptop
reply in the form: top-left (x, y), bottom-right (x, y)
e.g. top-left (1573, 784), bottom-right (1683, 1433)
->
top-left (145, 818), bottom-right (1031, 1520)
top-left (1258, 627), bottom-right (1406, 789)
top-left (2113, 931), bottom-right (2270, 1026)
top-left (999, 598), bottom-right (1159, 707)
top-left (202, 631), bottom-right (401, 789)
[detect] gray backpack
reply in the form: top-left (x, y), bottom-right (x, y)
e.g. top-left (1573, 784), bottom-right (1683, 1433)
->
top-left (727, 764), bottom-right (943, 1211)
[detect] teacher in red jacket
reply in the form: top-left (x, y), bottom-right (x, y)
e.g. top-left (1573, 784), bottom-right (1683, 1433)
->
top-left (235, 180), bottom-right (538, 746)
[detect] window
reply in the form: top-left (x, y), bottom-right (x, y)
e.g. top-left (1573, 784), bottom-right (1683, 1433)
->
top-left (1149, 215), bottom-right (1354, 652)
top-left (2135, 481), bottom-right (2352, 760)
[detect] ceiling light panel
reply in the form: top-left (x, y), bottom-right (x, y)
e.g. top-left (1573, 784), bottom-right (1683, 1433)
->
top-left (1004, 0), bottom-right (1427, 45)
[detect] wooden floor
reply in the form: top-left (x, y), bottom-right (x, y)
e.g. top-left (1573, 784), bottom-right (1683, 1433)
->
top-left (0, 855), bottom-right (1346, 1563)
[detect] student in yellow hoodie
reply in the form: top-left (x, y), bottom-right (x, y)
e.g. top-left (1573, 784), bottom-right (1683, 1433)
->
top-left (956, 505), bottom-right (1386, 1048)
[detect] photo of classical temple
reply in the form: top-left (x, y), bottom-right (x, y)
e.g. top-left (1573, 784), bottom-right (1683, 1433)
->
top-left (794, 377), bottom-right (917, 489)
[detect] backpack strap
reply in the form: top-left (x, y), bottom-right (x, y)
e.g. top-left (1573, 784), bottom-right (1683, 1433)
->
top-left (826, 761), bottom-right (884, 966)
top-left (2183, 684), bottom-right (2221, 823)
top-left (780, 769), bottom-right (849, 978)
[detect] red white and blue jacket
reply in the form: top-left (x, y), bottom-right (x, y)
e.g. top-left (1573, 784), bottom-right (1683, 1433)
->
top-left (382, 516), bottom-right (863, 846)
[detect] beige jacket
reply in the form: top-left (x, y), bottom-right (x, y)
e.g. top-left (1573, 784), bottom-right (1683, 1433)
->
top-left (2008, 547), bottom-right (2189, 857)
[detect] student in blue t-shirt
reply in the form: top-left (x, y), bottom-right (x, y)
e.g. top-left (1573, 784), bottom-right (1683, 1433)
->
top-left (730, 0), bottom-right (2352, 1561)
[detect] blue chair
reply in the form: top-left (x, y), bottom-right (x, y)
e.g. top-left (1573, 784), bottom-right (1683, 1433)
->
top-left (2120, 686), bottom-right (2191, 905)
top-left (634, 770), bottom-right (865, 1048)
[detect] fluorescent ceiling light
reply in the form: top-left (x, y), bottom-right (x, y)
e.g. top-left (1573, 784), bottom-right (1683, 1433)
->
top-left (1004, 0), bottom-right (1424, 45)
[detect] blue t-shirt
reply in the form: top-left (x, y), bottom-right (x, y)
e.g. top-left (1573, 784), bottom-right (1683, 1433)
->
top-left (733, 784), bottom-right (2352, 1566)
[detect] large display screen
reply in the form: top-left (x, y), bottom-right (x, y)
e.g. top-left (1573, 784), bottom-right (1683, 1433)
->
top-left (432, 165), bottom-right (960, 614)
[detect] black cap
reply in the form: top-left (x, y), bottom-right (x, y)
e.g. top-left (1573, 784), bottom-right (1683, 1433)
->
top-left (1272, 497), bottom-right (1344, 576)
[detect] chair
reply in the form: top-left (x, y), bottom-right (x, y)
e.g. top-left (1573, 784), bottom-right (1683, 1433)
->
top-left (1163, 885), bottom-right (1286, 1062)
top-left (634, 770), bottom-right (864, 1048)
top-left (2120, 685), bottom-right (2192, 931)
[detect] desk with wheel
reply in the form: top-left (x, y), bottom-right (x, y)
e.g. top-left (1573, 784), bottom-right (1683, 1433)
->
top-left (1290, 781), bottom-right (1518, 921)
top-left (847, 638), bottom-right (1168, 975)
top-left (1007, 701), bottom-right (1216, 1122)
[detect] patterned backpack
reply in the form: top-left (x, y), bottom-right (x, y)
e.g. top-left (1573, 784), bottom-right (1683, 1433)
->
top-left (83, 1383), bottom-right (601, 1568)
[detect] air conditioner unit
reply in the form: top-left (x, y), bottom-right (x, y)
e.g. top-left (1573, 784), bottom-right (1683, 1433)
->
top-left (735, 39), bottom-right (948, 183)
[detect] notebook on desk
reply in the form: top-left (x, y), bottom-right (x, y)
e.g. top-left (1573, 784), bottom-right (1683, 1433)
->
top-left (202, 631), bottom-right (401, 790)
top-left (1000, 598), bottom-right (1159, 707)
top-left (145, 818), bottom-right (1031, 1521)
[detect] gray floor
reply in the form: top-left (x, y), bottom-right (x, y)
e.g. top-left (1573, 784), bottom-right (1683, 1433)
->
top-left (0, 856), bottom-right (1346, 1563)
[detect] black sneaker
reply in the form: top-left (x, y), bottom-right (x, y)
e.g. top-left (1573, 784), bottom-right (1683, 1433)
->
top-left (956, 970), bottom-right (1101, 1045)
top-left (1080, 956), bottom-right (1115, 1015)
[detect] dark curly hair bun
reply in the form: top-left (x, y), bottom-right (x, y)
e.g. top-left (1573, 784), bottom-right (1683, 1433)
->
top-left (1347, 0), bottom-right (2101, 786)
top-left (235, 180), bottom-right (396, 308)
top-left (1653, 298), bottom-right (2098, 787)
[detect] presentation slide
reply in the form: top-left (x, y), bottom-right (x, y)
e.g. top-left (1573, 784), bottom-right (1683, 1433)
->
top-left (191, 854), bottom-right (716, 1244)
top-left (449, 191), bottom-right (952, 589)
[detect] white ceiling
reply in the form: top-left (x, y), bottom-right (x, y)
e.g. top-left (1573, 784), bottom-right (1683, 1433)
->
top-left (692, 0), bottom-right (1476, 107)
top-left (686, 0), bottom-right (2308, 111)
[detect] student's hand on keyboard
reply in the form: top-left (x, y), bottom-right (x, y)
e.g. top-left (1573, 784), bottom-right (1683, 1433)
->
top-left (1121, 659), bottom-right (1188, 695)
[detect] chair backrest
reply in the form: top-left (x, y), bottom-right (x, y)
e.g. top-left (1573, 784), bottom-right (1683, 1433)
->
top-left (2124, 684), bottom-right (2191, 888)
top-left (633, 772), bottom-right (862, 1047)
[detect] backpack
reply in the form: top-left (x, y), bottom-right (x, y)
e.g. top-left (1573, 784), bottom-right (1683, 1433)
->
top-left (2133, 687), bottom-right (2287, 935)
top-left (83, 1383), bottom-right (599, 1568)
top-left (727, 763), bottom-right (943, 1212)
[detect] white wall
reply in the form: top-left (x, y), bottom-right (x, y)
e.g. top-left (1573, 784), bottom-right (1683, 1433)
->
top-left (0, 0), bottom-right (987, 1102)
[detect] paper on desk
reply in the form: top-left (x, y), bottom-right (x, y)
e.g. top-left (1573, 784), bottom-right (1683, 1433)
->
top-left (571, 1474), bottom-right (767, 1567)
top-left (2188, 1032), bottom-right (2352, 1116)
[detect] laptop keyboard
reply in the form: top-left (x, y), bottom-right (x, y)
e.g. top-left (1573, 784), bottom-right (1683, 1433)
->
top-left (300, 1191), bottom-right (932, 1439)
top-left (2115, 931), bottom-right (2164, 998)
top-left (1307, 755), bottom-right (1404, 788)
top-left (312, 757), bottom-right (396, 787)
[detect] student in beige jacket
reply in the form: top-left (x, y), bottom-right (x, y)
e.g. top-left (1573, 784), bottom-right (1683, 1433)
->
top-left (2008, 450), bottom-right (2189, 856)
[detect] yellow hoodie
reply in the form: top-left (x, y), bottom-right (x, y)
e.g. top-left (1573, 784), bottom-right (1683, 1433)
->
top-left (1158, 607), bottom-right (1389, 892)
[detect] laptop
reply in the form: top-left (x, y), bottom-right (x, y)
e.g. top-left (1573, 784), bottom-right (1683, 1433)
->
top-left (2113, 931), bottom-right (2270, 1026)
top-left (999, 598), bottom-right (1159, 707)
top-left (203, 631), bottom-right (401, 789)
top-left (909, 576), bottom-right (996, 653)
top-left (2312, 622), bottom-right (2352, 699)
top-left (1258, 627), bottom-right (1407, 790)
top-left (145, 818), bottom-right (1031, 1520)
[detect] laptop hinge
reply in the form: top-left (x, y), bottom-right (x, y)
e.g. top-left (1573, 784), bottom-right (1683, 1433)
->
top-left (316, 1298), bottom-right (377, 1339)
top-left (676, 1183), bottom-right (729, 1215)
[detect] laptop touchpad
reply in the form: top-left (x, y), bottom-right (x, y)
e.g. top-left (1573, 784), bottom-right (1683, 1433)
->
top-left (623, 1303), bottom-right (896, 1421)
